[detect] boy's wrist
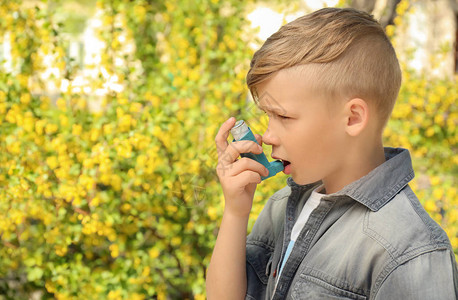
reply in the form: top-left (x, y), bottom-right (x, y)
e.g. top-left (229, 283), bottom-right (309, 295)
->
top-left (222, 209), bottom-right (251, 222)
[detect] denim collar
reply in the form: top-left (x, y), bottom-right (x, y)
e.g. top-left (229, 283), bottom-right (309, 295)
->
top-left (286, 147), bottom-right (415, 212)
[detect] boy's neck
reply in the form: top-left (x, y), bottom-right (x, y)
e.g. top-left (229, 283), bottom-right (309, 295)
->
top-left (322, 141), bottom-right (386, 195)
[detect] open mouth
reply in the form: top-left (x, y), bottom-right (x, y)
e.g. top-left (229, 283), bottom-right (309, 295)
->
top-left (271, 155), bottom-right (291, 174)
top-left (281, 160), bottom-right (291, 174)
top-left (282, 160), bottom-right (291, 167)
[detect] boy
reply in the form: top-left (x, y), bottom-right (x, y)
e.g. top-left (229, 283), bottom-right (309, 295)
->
top-left (206, 7), bottom-right (458, 300)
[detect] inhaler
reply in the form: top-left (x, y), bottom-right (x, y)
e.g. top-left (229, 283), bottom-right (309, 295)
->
top-left (230, 120), bottom-right (284, 181)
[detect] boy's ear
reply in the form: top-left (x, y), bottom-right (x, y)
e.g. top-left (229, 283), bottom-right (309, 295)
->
top-left (344, 98), bottom-right (369, 136)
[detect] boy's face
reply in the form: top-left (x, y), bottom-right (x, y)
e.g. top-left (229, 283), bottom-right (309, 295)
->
top-left (256, 67), bottom-right (348, 186)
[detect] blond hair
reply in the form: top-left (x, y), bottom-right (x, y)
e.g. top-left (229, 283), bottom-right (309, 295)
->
top-left (247, 7), bottom-right (401, 131)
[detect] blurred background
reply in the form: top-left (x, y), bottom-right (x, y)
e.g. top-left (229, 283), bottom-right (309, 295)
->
top-left (0, 0), bottom-right (456, 299)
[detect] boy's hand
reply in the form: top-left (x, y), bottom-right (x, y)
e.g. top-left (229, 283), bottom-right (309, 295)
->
top-left (214, 117), bottom-right (269, 217)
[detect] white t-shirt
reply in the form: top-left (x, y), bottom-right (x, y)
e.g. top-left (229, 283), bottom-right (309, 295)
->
top-left (277, 185), bottom-right (324, 278)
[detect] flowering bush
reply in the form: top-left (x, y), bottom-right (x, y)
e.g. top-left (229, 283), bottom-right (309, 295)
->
top-left (384, 72), bottom-right (458, 251)
top-left (0, 0), bottom-right (455, 299)
top-left (0, 0), bottom-right (256, 298)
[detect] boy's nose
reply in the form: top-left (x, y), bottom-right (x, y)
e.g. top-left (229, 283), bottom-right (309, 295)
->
top-left (262, 127), bottom-right (278, 146)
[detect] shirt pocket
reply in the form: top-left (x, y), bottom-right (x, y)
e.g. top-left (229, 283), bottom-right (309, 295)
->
top-left (246, 243), bottom-right (273, 300)
top-left (291, 274), bottom-right (367, 300)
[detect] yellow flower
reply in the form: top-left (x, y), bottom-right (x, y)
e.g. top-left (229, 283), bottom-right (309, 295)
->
top-left (430, 176), bottom-right (441, 186)
top-left (59, 115), bottom-right (68, 127)
top-left (116, 143), bottom-right (132, 159)
top-left (150, 96), bottom-right (160, 107)
top-left (45, 123), bottom-right (58, 135)
top-left (166, 205), bottom-right (178, 213)
top-left (35, 120), bottom-right (46, 135)
top-left (385, 25), bottom-right (395, 37)
top-left (396, 0), bottom-right (409, 16)
top-left (119, 114), bottom-right (132, 132)
top-left (109, 244), bottom-right (119, 258)
top-left (90, 128), bottom-right (99, 142)
top-left (437, 85), bottom-right (447, 97)
top-left (171, 236), bottom-right (182, 246)
top-left (393, 15), bottom-right (402, 26)
top-left (133, 5), bottom-right (146, 23)
top-left (103, 123), bottom-right (113, 135)
top-left (107, 289), bottom-right (121, 300)
top-left (172, 76), bottom-right (184, 87)
top-left (118, 97), bottom-right (128, 105)
top-left (76, 98), bottom-right (86, 110)
top-left (129, 102), bottom-right (142, 113)
top-left (188, 69), bottom-right (200, 82)
top-left (83, 157), bottom-right (94, 168)
top-left (184, 17), bottom-right (193, 27)
top-left (448, 209), bottom-right (458, 223)
top-left (90, 196), bottom-right (100, 207)
top-left (72, 124), bottom-right (82, 136)
top-left (425, 127), bottom-right (435, 137)
top-left (7, 141), bottom-right (21, 155)
top-left (17, 74), bottom-right (28, 88)
top-left (451, 237), bottom-right (458, 249)
top-left (136, 155), bottom-right (147, 169)
top-left (152, 125), bottom-right (162, 137)
top-left (142, 266), bottom-right (150, 277)
top-left (55, 245), bottom-right (68, 257)
top-left (22, 115), bottom-right (34, 132)
top-left (189, 159), bottom-right (200, 173)
top-left (185, 221), bottom-right (194, 231)
top-left (116, 107), bottom-right (124, 118)
top-left (56, 98), bottom-right (66, 110)
top-left (424, 200), bottom-right (437, 212)
top-left (0, 103), bottom-right (6, 114)
top-left (433, 188), bottom-right (444, 200)
top-left (79, 174), bottom-right (95, 191)
top-left (127, 168), bottom-right (136, 178)
top-left (130, 293), bottom-right (145, 300)
top-left (46, 156), bottom-right (59, 169)
top-left (45, 281), bottom-right (56, 293)
top-left (111, 174), bottom-right (122, 191)
top-left (102, 15), bottom-right (113, 26)
top-left (20, 93), bottom-right (31, 105)
top-left (121, 203), bottom-right (131, 212)
top-left (208, 206), bottom-right (218, 221)
top-left (5, 107), bottom-right (17, 124)
top-left (224, 36), bottom-right (237, 51)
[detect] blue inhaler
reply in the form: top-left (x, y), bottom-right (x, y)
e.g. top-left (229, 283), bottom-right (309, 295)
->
top-left (230, 120), bottom-right (284, 181)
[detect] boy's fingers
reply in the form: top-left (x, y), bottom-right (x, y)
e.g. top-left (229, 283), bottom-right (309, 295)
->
top-left (215, 117), bottom-right (236, 155)
top-left (233, 170), bottom-right (262, 185)
top-left (254, 134), bottom-right (262, 146)
top-left (221, 140), bottom-right (263, 164)
top-left (230, 157), bottom-right (269, 177)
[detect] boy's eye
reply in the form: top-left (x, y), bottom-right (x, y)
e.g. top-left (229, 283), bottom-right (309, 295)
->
top-left (262, 111), bottom-right (290, 120)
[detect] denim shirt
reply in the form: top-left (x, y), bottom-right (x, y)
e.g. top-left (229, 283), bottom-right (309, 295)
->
top-left (245, 147), bottom-right (458, 299)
